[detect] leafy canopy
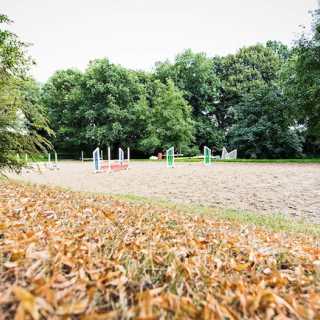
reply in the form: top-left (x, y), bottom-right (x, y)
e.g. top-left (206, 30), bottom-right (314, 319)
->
top-left (0, 14), bottom-right (51, 172)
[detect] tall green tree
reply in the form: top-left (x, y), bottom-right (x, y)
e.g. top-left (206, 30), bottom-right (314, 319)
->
top-left (81, 59), bottom-right (148, 151)
top-left (155, 49), bottom-right (221, 150)
top-left (0, 14), bottom-right (51, 172)
top-left (214, 44), bottom-right (284, 130)
top-left (43, 59), bottom-right (149, 154)
top-left (41, 69), bottom-right (83, 152)
top-left (290, 9), bottom-right (320, 154)
top-left (228, 83), bottom-right (303, 158)
top-left (139, 79), bottom-right (194, 154)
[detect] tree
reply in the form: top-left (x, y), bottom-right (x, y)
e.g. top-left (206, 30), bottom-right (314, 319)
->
top-left (266, 40), bottom-right (291, 61)
top-left (80, 59), bottom-right (148, 151)
top-left (41, 69), bottom-right (84, 152)
top-left (155, 49), bottom-right (221, 150)
top-left (228, 84), bottom-right (303, 158)
top-left (43, 59), bottom-right (149, 154)
top-left (215, 45), bottom-right (282, 123)
top-left (139, 80), bottom-right (194, 154)
top-left (0, 14), bottom-right (51, 172)
top-left (290, 9), bottom-right (320, 154)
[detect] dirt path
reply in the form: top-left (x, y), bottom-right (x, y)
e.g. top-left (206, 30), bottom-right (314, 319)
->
top-left (9, 161), bottom-right (320, 222)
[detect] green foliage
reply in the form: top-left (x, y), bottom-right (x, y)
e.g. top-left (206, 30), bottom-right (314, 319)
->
top-left (43, 61), bottom-right (194, 155)
top-left (228, 84), bottom-right (303, 158)
top-left (42, 61), bottom-right (148, 153)
top-left (289, 9), bottom-right (320, 154)
top-left (82, 59), bottom-right (148, 150)
top-left (266, 40), bottom-right (291, 61)
top-left (139, 80), bottom-right (194, 153)
top-left (41, 69), bottom-right (83, 150)
top-left (155, 49), bottom-right (221, 150)
top-left (213, 44), bottom-right (283, 130)
top-left (0, 14), bottom-right (51, 172)
top-left (0, 14), bottom-right (32, 79)
top-left (39, 10), bottom-right (319, 159)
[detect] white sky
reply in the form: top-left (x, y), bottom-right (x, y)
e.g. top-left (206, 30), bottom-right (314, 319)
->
top-left (2, 0), bottom-right (318, 82)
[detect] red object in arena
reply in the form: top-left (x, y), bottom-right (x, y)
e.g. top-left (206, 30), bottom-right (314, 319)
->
top-left (101, 162), bottom-right (128, 171)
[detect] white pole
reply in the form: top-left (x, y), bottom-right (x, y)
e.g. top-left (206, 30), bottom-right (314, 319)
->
top-left (93, 147), bottom-right (101, 172)
top-left (118, 148), bottom-right (121, 163)
top-left (101, 150), bottom-right (103, 160)
top-left (108, 147), bottom-right (111, 171)
top-left (81, 151), bottom-right (84, 162)
top-left (55, 152), bottom-right (58, 164)
top-left (48, 153), bottom-right (51, 163)
top-left (127, 147), bottom-right (130, 164)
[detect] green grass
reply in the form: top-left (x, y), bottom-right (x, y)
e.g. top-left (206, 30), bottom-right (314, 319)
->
top-left (109, 193), bottom-right (320, 237)
top-left (215, 158), bottom-right (320, 164)
top-left (132, 157), bottom-right (320, 164)
top-left (174, 157), bottom-right (320, 164)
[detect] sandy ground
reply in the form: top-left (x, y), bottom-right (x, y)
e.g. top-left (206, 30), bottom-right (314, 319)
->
top-left (9, 161), bottom-right (320, 223)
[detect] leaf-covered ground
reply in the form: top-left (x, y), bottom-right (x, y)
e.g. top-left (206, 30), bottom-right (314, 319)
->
top-left (0, 180), bottom-right (319, 319)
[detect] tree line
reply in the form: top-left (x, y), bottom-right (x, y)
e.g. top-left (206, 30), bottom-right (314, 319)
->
top-left (1, 10), bottom-right (320, 171)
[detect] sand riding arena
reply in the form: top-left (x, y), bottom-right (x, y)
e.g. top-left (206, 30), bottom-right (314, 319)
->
top-left (10, 161), bottom-right (320, 223)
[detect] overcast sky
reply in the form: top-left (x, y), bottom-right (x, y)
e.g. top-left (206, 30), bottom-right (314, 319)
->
top-left (2, 0), bottom-right (318, 82)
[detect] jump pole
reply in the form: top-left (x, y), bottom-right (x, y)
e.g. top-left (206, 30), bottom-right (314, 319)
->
top-left (81, 151), bottom-right (84, 163)
top-left (108, 147), bottom-right (111, 171)
top-left (203, 146), bottom-right (212, 165)
top-left (119, 148), bottom-right (125, 164)
top-left (166, 147), bottom-right (175, 168)
top-left (127, 147), bottom-right (130, 164)
top-left (93, 147), bottom-right (101, 173)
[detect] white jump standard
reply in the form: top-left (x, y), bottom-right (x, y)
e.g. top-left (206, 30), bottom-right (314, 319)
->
top-left (93, 147), bottom-right (130, 173)
top-left (221, 147), bottom-right (237, 160)
top-left (46, 152), bottom-right (59, 170)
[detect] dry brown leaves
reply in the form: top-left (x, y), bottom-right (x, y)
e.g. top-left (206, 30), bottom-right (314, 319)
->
top-left (0, 180), bottom-right (319, 319)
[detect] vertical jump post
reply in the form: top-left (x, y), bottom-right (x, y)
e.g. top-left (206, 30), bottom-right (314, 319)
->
top-left (119, 148), bottom-right (125, 164)
top-left (204, 146), bottom-right (212, 165)
top-left (93, 147), bottom-right (101, 173)
top-left (166, 147), bottom-right (175, 168)
top-left (108, 147), bottom-right (111, 171)
top-left (54, 152), bottom-right (58, 167)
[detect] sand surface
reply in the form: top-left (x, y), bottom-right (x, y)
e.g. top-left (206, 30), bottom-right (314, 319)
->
top-left (9, 161), bottom-right (320, 222)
